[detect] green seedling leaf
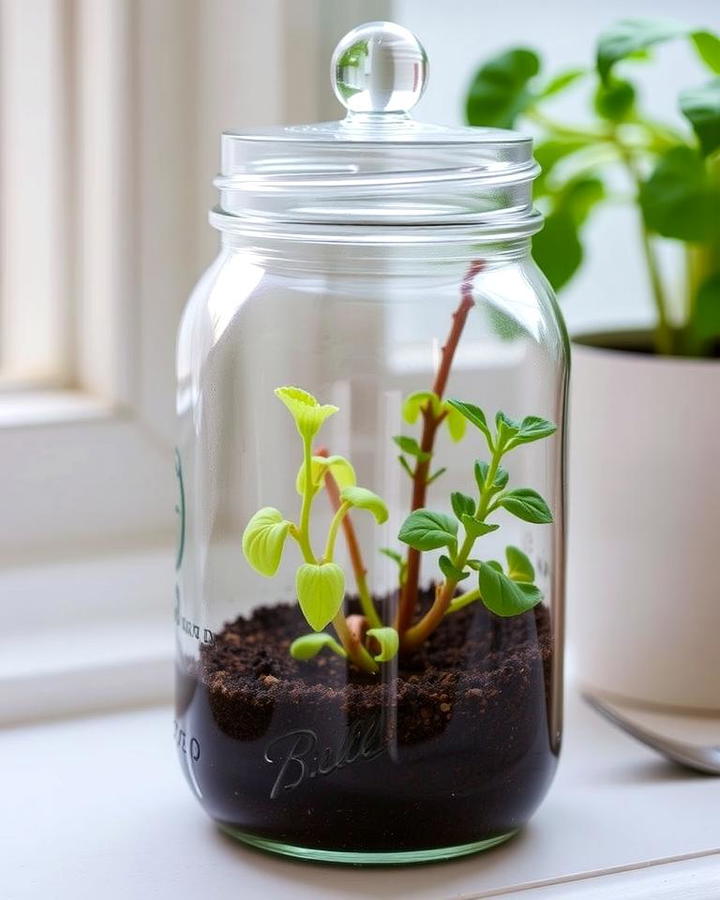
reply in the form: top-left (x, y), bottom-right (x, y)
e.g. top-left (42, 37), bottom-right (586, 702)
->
top-left (451, 491), bottom-right (476, 519)
top-left (466, 559), bottom-right (482, 571)
top-left (398, 455), bottom-right (415, 478)
top-left (461, 515), bottom-right (500, 539)
top-left (340, 486), bottom-right (389, 524)
top-left (639, 146), bottom-right (720, 241)
top-left (507, 416), bottom-right (557, 448)
top-left (475, 460), bottom-right (509, 492)
top-left (538, 67), bottom-right (586, 99)
top-left (466, 47), bottom-right (540, 128)
top-left (296, 454), bottom-right (356, 495)
top-left (692, 31), bottom-right (720, 74)
top-left (534, 139), bottom-right (595, 196)
top-left (497, 488), bottom-right (553, 524)
top-left (275, 386), bottom-right (338, 440)
top-left (393, 435), bottom-right (431, 461)
top-left (487, 560), bottom-right (503, 572)
top-left (439, 554), bottom-right (470, 583)
top-left (597, 18), bottom-right (690, 82)
top-left (679, 79), bottom-right (720, 157)
top-left (380, 547), bottom-right (407, 584)
top-left (427, 467), bottom-right (447, 485)
top-left (398, 509), bottom-right (458, 551)
top-left (506, 546), bottom-right (535, 582)
top-left (479, 563), bottom-right (543, 617)
top-left (446, 399), bottom-right (493, 446)
top-left (366, 627), bottom-right (400, 662)
top-left (242, 507), bottom-right (291, 577)
top-left (402, 391), bottom-right (440, 423)
top-left (296, 562), bottom-right (345, 632)
top-left (495, 411), bottom-right (521, 446)
top-left (443, 402), bottom-right (467, 442)
top-left (290, 633), bottom-right (347, 661)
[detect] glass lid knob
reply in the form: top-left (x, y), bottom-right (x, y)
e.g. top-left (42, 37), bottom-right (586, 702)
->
top-left (331, 21), bottom-right (428, 115)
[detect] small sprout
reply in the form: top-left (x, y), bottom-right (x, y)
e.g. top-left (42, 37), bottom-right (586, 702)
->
top-left (275, 386), bottom-right (338, 440)
top-left (402, 391), bottom-right (441, 423)
top-left (474, 460), bottom-right (508, 491)
top-left (398, 455), bottom-right (415, 478)
top-left (439, 555), bottom-right (470, 583)
top-left (290, 633), bottom-right (347, 661)
top-left (296, 562), bottom-right (345, 632)
top-left (296, 454), bottom-right (356, 495)
top-left (451, 491), bottom-right (476, 518)
top-left (380, 547), bottom-right (407, 584)
top-left (366, 627), bottom-right (400, 662)
top-left (242, 508), bottom-right (291, 576)
top-left (340, 486), bottom-right (389, 524)
top-left (427, 466), bottom-right (447, 485)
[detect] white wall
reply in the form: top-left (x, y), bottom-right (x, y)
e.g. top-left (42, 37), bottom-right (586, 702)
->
top-left (393, 0), bottom-right (718, 335)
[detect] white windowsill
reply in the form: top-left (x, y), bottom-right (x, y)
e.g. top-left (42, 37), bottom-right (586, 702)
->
top-left (3, 689), bottom-right (719, 899)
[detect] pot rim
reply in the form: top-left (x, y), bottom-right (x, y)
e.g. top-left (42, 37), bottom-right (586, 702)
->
top-left (571, 328), bottom-right (720, 370)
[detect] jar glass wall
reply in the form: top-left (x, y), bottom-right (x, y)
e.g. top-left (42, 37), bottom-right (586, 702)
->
top-left (174, 231), bottom-right (567, 863)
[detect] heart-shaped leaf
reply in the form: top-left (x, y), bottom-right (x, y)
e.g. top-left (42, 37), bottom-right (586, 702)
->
top-left (479, 563), bottom-right (543, 617)
top-left (242, 507), bottom-right (291, 577)
top-left (398, 509), bottom-right (458, 551)
top-left (402, 391), bottom-right (440, 424)
top-left (296, 562), bottom-right (345, 632)
top-left (340, 486), bottom-right (389, 524)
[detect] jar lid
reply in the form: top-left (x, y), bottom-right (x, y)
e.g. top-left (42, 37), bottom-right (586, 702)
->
top-left (212, 22), bottom-right (540, 235)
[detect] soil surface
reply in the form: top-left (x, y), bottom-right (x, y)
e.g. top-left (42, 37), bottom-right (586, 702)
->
top-left (176, 590), bottom-right (558, 855)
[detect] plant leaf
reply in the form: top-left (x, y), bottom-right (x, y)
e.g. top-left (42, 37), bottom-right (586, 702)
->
top-left (474, 460), bottom-right (509, 492)
top-left (639, 146), bottom-right (720, 241)
top-left (443, 402), bottom-right (468, 442)
top-left (451, 491), bottom-right (476, 519)
top-left (427, 467), bottom-right (448, 485)
top-left (507, 415), bottom-right (557, 448)
top-left (366, 627), bottom-right (400, 663)
top-left (506, 546), bottom-right (535, 582)
top-left (497, 488), bottom-right (553, 524)
top-left (692, 31), bottom-right (720, 74)
top-left (479, 563), bottom-right (543, 617)
top-left (690, 273), bottom-right (720, 343)
top-left (398, 455), bottom-right (414, 478)
top-left (466, 48), bottom-right (540, 128)
top-left (538, 67), bottom-right (586, 98)
top-left (290, 633), bottom-right (347, 661)
top-left (398, 509), bottom-right (458, 551)
top-left (379, 547), bottom-right (403, 566)
top-left (439, 554), bottom-right (471, 583)
top-left (275, 386), bottom-right (338, 440)
top-left (679, 79), bottom-right (720, 157)
top-left (445, 399), bottom-right (493, 446)
top-left (296, 454), bottom-right (356, 495)
top-left (402, 391), bottom-right (440, 424)
top-left (594, 77), bottom-right (635, 121)
top-left (340, 486), bottom-right (389, 524)
top-left (597, 18), bottom-right (689, 81)
top-left (534, 139), bottom-right (595, 196)
top-left (461, 515), bottom-right (500, 539)
top-left (296, 562), bottom-right (345, 632)
top-left (242, 507), bottom-right (291, 577)
top-left (393, 435), bottom-right (431, 461)
top-left (495, 411), bottom-right (521, 445)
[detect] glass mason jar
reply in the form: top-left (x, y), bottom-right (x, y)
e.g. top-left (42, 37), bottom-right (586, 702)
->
top-left (175, 23), bottom-right (568, 865)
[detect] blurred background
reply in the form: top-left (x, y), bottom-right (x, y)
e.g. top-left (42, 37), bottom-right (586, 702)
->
top-left (1, 0), bottom-right (716, 721)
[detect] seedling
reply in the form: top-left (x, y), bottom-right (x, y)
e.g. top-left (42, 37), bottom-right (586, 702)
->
top-left (242, 281), bottom-right (556, 669)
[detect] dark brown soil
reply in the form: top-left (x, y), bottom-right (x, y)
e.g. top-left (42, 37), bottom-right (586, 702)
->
top-left (175, 589), bottom-right (559, 855)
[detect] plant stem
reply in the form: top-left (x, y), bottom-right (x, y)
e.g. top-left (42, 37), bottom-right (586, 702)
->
top-left (395, 259), bottom-right (483, 634)
top-left (613, 139), bottom-right (675, 355)
top-left (297, 436), bottom-right (318, 563)
top-left (324, 501), bottom-right (351, 562)
top-left (315, 447), bottom-right (382, 629)
top-left (332, 611), bottom-right (378, 673)
top-left (401, 439), bottom-right (504, 652)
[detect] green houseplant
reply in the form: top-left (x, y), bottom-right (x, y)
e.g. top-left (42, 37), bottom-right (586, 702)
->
top-left (466, 18), bottom-right (720, 711)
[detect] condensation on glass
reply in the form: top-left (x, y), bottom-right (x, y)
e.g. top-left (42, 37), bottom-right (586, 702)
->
top-left (175, 22), bottom-right (568, 865)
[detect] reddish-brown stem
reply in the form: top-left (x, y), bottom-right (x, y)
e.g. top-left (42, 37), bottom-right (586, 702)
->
top-left (315, 447), bottom-right (381, 629)
top-left (395, 260), bottom-right (483, 635)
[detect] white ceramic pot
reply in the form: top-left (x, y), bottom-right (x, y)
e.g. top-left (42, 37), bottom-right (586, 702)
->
top-left (568, 333), bottom-right (720, 711)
